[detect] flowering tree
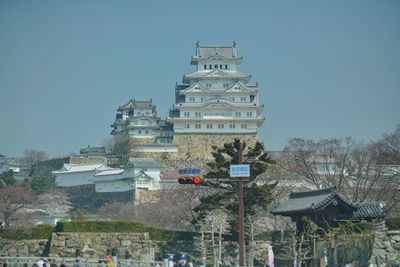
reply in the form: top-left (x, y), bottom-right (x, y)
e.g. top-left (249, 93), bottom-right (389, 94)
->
top-left (0, 186), bottom-right (35, 227)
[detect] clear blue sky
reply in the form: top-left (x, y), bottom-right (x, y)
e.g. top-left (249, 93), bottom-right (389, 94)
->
top-left (0, 0), bottom-right (399, 158)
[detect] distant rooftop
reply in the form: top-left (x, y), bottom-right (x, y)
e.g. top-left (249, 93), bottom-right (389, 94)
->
top-left (191, 42), bottom-right (242, 64)
top-left (129, 158), bottom-right (160, 169)
top-left (272, 187), bottom-right (385, 220)
top-left (118, 99), bottom-right (155, 111)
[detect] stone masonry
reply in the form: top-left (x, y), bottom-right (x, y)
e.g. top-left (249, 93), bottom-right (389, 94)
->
top-left (0, 239), bottom-right (48, 257)
top-left (173, 133), bottom-right (259, 159)
top-left (370, 229), bottom-right (400, 265)
top-left (48, 232), bottom-right (159, 260)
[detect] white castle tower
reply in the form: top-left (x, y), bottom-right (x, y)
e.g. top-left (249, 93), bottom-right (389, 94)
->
top-left (169, 42), bottom-right (265, 158)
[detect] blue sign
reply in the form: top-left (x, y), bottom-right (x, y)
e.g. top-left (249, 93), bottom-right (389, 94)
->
top-left (230, 164), bottom-right (250, 177)
top-left (178, 169), bottom-right (201, 175)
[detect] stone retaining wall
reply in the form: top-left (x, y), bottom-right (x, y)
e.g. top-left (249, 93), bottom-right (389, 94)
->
top-left (173, 133), bottom-right (259, 159)
top-left (0, 239), bottom-right (48, 257)
top-left (48, 232), bottom-right (159, 260)
top-left (370, 229), bottom-right (400, 265)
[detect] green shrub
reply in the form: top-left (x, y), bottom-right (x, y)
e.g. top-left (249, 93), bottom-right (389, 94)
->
top-left (0, 225), bottom-right (53, 240)
top-left (386, 218), bottom-right (400, 230)
top-left (55, 221), bottom-right (198, 241)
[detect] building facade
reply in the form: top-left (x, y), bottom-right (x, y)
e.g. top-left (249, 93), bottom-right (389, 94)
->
top-left (168, 43), bottom-right (264, 158)
top-left (110, 43), bottom-right (264, 159)
top-left (111, 99), bottom-right (173, 145)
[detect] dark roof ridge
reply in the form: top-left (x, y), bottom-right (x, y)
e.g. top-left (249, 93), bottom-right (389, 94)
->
top-left (290, 187), bottom-right (336, 198)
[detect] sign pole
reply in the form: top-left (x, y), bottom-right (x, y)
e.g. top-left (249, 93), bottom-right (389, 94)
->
top-left (238, 143), bottom-right (245, 267)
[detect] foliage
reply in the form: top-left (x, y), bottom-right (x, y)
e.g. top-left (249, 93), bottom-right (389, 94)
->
top-left (30, 157), bottom-right (69, 178)
top-left (282, 127), bottom-right (400, 214)
top-left (70, 208), bottom-right (88, 221)
top-left (386, 217), bottom-right (400, 230)
top-left (21, 149), bottom-right (49, 165)
top-left (98, 188), bottom-right (204, 231)
top-left (0, 186), bottom-right (35, 227)
top-left (0, 169), bottom-right (17, 187)
top-left (64, 184), bottom-right (132, 212)
top-left (194, 139), bottom-right (276, 238)
top-left (0, 224), bottom-right (53, 240)
top-left (55, 220), bottom-right (197, 241)
top-left (104, 133), bottom-right (130, 158)
top-left (30, 176), bottom-right (52, 194)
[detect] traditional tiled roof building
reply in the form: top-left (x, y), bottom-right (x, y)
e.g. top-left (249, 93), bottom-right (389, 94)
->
top-left (111, 99), bottom-right (173, 145)
top-left (169, 43), bottom-right (264, 158)
top-left (272, 187), bottom-right (385, 233)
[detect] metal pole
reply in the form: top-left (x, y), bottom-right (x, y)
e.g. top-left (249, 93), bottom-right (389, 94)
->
top-left (238, 180), bottom-right (245, 267)
top-left (238, 141), bottom-right (245, 267)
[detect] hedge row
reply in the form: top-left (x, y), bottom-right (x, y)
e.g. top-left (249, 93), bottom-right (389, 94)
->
top-left (55, 221), bottom-right (198, 241)
top-left (386, 218), bottom-right (400, 230)
top-left (54, 220), bottom-right (147, 233)
top-left (0, 225), bottom-right (53, 240)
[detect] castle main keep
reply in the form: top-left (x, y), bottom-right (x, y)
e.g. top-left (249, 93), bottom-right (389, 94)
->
top-left (111, 43), bottom-right (265, 159)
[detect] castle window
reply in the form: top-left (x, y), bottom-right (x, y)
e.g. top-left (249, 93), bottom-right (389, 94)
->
top-left (209, 64), bottom-right (212, 69)
top-left (195, 124), bottom-right (201, 129)
top-left (230, 97), bottom-right (235, 102)
top-left (206, 83), bottom-right (212, 88)
top-left (189, 97), bottom-right (195, 102)
top-left (185, 124), bottom-right (190, 129)
top-left (240, 97), bottom-right (247, 102)
top-left (184, 112), bottom-right (190, 117)
top-left (235, 112), bottom-right (241, 117)
top-left (247, 111), bottom-right (253, 117)
top-left (223, 83), bottom-right (229, 88)
top-left (218, 124), bottom-right (224, 129)
top-left (138, 130), bottom-right (142, 134)
top-left (229, 124), bottom-right (235, 129)
top-left (225, 64), bottom-right (228, 69)
top-left (215, 64), bottom-right (218, 69)
top-left (207, 124), bottom-right (213, 129)
top-left (220, 65), bottom-right (223, 69)
top-left (204, 64), bottom-right (207, 69)
top-left (195, 112), bottom-right (201, 117)
top-left (145, 130), bottom-right (149, 134)
top-left (241, 124), bottom-right (247, 129)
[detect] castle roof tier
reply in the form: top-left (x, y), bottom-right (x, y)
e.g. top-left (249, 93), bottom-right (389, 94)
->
top-left (191, 43), bottom-right (243, 64)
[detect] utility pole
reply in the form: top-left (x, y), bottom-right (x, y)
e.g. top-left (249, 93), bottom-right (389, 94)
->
top-left (238, 142), bottom-right (245, 267)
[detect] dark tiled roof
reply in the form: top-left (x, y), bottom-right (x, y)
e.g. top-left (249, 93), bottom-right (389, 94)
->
top-left (272, 187), bottom-right (357, 215)
top-left (272, 187), bottom-right (385, 221)
top-left (353, 202), bottom-right (385, 220)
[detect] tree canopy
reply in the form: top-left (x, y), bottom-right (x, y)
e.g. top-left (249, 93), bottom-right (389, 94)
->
top-left (193, 139), bottom-right (276, 237)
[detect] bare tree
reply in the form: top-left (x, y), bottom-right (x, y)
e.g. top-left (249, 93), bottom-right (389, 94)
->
top-left (21, 149), bottom-right (49, 165)
top-left (282, 129), bottom-right (400, 214)
top-left (200, 209), bottom-right (230, 267)
top-left (282, 137), bottom-right (353, 191)
top-left (97, 187), bottom-right (208, 230)
top-left (0, 186), bottom-right (35, 227)
top-left (105, 133), bottom-right (130, 158)
top-left (373, 125), bottom-right (400, 164)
